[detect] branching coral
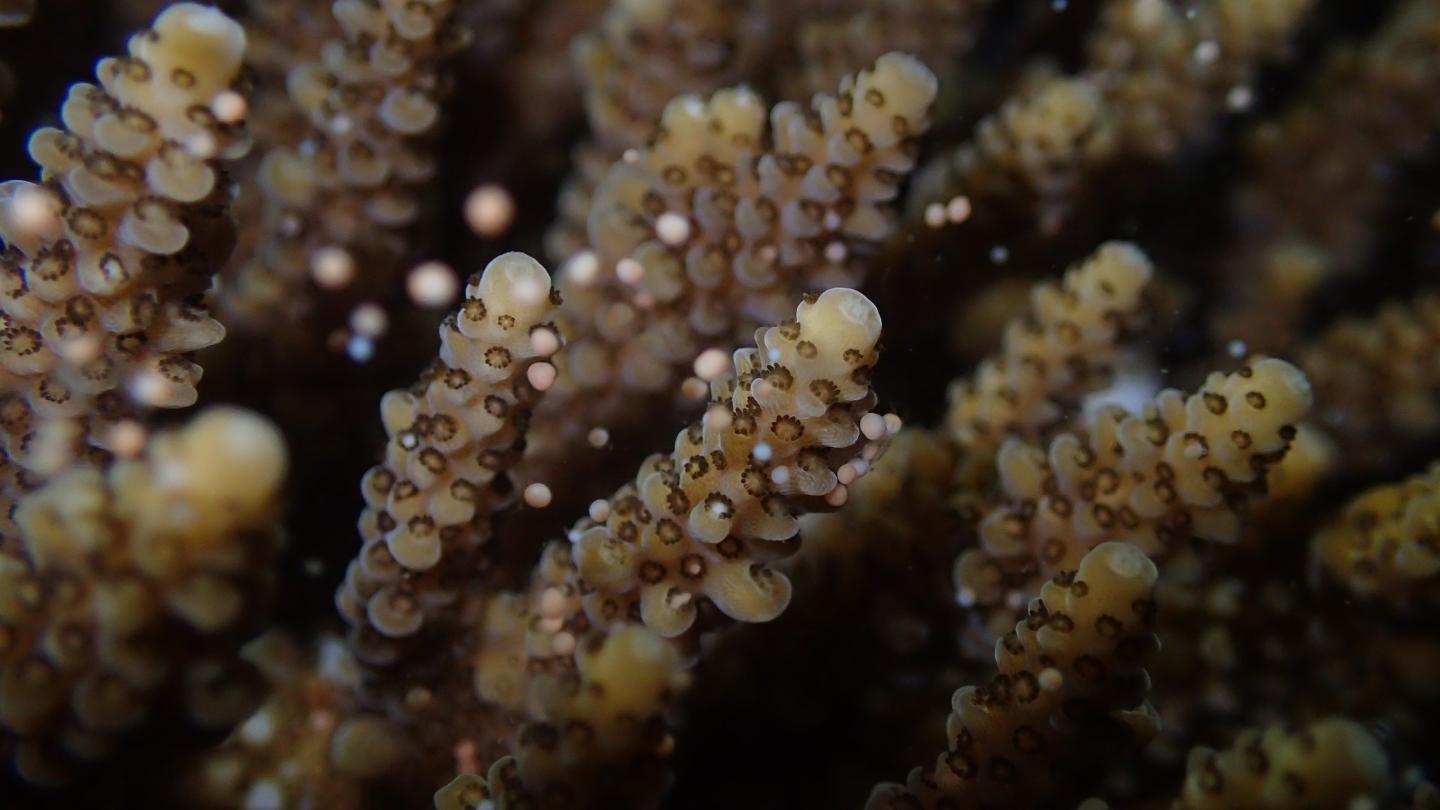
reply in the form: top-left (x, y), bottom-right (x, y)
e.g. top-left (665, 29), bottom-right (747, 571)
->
top-left (1311, 462), bottom-right (1440, 616)
top-left (0, 3), bottom-right (250, 480)
top-left (1215, 0), bottom-right (1440, 353)
top-left (1299, 292), bottom-right (1440, 474)
top-left (0, 406), bottom-right (285, 784)
top-left (191, 634), bottom-right (409, 810)
top-left (867, 541), bottom-right (1161, 809)
top-left (908, 73), bottom-right (1115, 231)
top-left (910, 0), bottom-right (1314, 225)
top-left (338, 252), bottom-right (560, 701)
top-left (1087, 0), bottom-right (1315, 159)
top-left (778, 0), bottom-right (987, 102)
top-left (6, 2), bottom-right (1440, 809)
top-left (521, 53), bottom-right (935, 502)
top-left (1173, 717), bottom-right (1390, 810)
top-left (955, 358), bottom-right (1311, 617)
top-left (544, 0), bottom-right (769, 260)
top-left (944, 240), bottom-right (1153, 483)
top-left (470, 286), bottom-right (893, 805)
top-left (221, 0), bottom-right (467, 330)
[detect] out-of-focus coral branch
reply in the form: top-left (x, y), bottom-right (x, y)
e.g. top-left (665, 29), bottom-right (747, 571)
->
top-left (1173, 717), bottom-right (1390, 810)
top-left (220, 0), bottom-right (466, 332)
top-left (911, 0), bottom-right (1315, 229)
top-left (0, 406), bottom-right (286, 784)
top-left (544, 0), bottom-right (769, 260)
top-left (866, 541), bottom-right (1161, 809)
top-left (778, 0), bottom-right (988, 103)
top-left (465, 287), bottom-right (895, 806)
top-left (1215, 0), bottom-right (1440, 354)
top-left (1310, 462), bottom-right (1440, 617)
top-left (190, 634), bottom-right (409, 809)
top-left (944, 241), bottom-right (1153, 485)
top-left (0, 3), bottom-right (250, 486)
top-left (1298, 292), bottom-right (1440, 474)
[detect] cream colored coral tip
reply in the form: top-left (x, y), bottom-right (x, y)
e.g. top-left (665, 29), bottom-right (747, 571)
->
top-left (874, 51), bottom-right (939, 95)
top-left (190, 407), bottom-right (286, 476)
top-left (484, 251), bottom-right (550, 305)
top-left (159, 3), bottom-right (246, 58)
top-left (523, 483), bottom-right (552, 508)
top-left (1095, 541), bottom-right (1153, 580)
top-left (814, 288), bottom-right (882, 346)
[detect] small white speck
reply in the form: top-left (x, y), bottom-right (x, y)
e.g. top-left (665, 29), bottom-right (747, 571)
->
top-left (350, 303), bottom-right (387, 337)
top-left (464, 184), bottom-right (515, 237)
top-left (693, 348), bottom-right (730, 381)
top-left (655, 212), bottom-right (691, 246)
top-left (1227, 339), bottom-right (1247, 358)
top-left (566, 251), bottom-right (600, 286)
top-left (989, 245), bottom-right (1009, 264)
top-left (524, 483), bottom-right (553, 508)
top-left (406, 261), bottom-right (459, 308)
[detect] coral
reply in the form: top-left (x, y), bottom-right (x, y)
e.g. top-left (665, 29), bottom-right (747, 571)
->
top-left (544, 0), bottom-right (768, 260)
top-left (955, 358), bottom-right (1311, 616)
top-left (191, 634), bottom-right (408, 810)
top-left (943, 241), bottom-right (1153, 483)
top-left (1088, 0), bottom-right (1315, 159)
top-left (338, 253), bottom-right (560, 704)
top-left (867, 541), bottom-right (1162, 809)
top-left (520, 52), bottom-right (936, 507)
top-left (1216, 0), bottom-right (1440, 353)
top-left (470, 286), bottom-right (893, 805)
top-left (1299, 293), bottom-right (1440, 474)
top-left (1311, 462), bottom-right (1440, 616)
top-left (7, 3), bottom-right (1440, 809)
top-left (221, 0), bottom-right (466, 330)
top-left (778, 0), bottom-right (987, 102)
top-left (1174, 717), bottom-right (1390, 810)
top-left (0, 3), bottom-right (250, 476)
top-left (910, 0), bottom-right (1314, 227)
top-left (909, 73), bottom-right (1114, 231)
top-left (0, 407), bottom-right (285, 784)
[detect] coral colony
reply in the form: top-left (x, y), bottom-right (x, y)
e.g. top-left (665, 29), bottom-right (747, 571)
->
top-left (0, 1), bottom-right (1438, 808)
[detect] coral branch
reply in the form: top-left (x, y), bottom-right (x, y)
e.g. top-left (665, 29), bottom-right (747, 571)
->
top-left (221, 0), bottom-right (466, 329)
top-left (955, 358), bottom-right (1311, 615)
top-left (1174, 717), bottom-right (1390, 810)
top-left (944, 241), bottom-right (1153, 481)
top-left (1310, 462), bottom-right (1440, 617)
top-left (867, 541), bottom-right (1161, 809)
top-left (0, 407), bottom-right (286, 783)
top-left (0, 3), bottom-right (250, 476)
top-left (521, 53), bottom-right (935, 501)
top-left (338, 253), bottom-right (561, 697)
top-left (470, 286), bottom-right (891, 806)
